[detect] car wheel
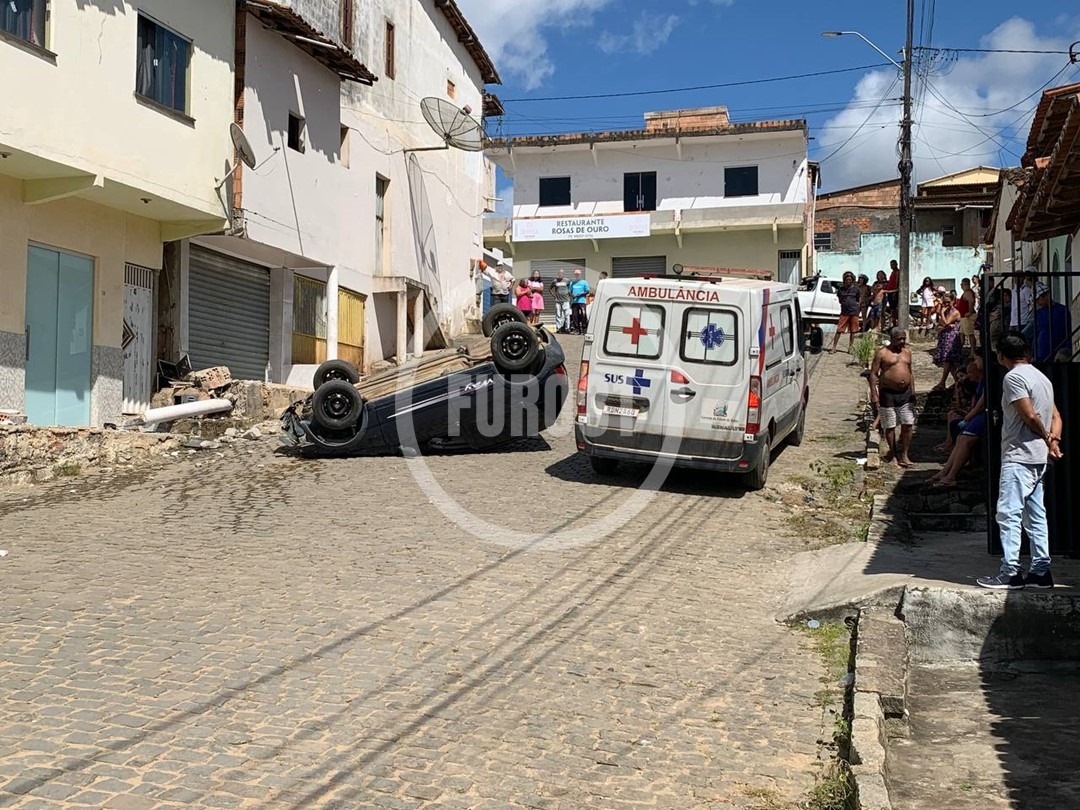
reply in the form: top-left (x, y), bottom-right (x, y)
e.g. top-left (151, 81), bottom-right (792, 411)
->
top-left (491, 322), bottom-right (540, 374)
top-left (313, 359), bottom-right (360, 389)
top-left (590, 456), bottom-right (618, 475)
top-left (483, 303), bottom-right (528, 337)
top-left (788, 403), bottom-right (806, 447)
top-left (744, 435), bottom-right (771, 491)
top-left (311, 380), bottom-right (364, 432)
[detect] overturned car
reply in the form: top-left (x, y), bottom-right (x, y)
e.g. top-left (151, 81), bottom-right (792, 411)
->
top-left (280, 305), bottom-right (569, 457)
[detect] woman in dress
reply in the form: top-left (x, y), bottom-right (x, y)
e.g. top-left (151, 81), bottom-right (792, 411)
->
top-left (918, 277), bottom-right (935, 333)
top-left (931, 291), bottom-right (963, 391)
top-left (528, 270), bottom-right (545, 326)
top-left (515, 279), bottom-right (534, 322)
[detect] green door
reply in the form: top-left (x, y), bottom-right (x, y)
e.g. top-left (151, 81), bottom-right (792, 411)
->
top-left (25, 246), bottom-right (94, 426)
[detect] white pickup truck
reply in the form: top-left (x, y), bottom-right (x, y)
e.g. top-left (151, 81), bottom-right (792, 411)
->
top-left (796, 276), bottom-right (845, 323)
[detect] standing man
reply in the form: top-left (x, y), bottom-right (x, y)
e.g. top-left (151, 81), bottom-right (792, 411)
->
top-left (1032, 282), bottom-right (1073, 362)
top-left (569, 269), bottom-right (590, 335)
top-left (977, 334), bottom-right (1064, 590)
top-left (885, 259), bottom-right (900, 327)
top-left (869, 327), bottom-right (916, 468)
top-left (1010, 272), bottom-right (1036, 337)
top-left (484, 261), bottom-right (514, 305)
top-left (828, 272), bottom-right (861, 354)
top-left (549, 269), bottom-right (571, 334)
top-left (957, 277), bottom-right (978, 351)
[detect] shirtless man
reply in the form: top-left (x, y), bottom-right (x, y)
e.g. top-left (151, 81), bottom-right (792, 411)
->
top-left (870, 327), bottom-right (916, 467)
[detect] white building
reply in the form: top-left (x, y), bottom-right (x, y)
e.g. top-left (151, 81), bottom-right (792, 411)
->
top-left (485, 107), bottom-right (814, 291)
top-left (0, 0), bottom-right (235, 425)
top-left (162, 0), bottom-right (500, 388)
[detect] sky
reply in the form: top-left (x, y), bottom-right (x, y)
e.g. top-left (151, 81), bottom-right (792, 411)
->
top-left (455, 0), bottom-right (1080, 208)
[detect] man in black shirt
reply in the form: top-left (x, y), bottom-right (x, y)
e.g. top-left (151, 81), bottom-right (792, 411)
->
top-left (829, 272), bottom-right (861, 354)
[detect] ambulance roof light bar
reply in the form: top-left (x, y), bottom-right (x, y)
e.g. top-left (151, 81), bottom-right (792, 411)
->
top-left (671, 264), bottom-right (772, 282)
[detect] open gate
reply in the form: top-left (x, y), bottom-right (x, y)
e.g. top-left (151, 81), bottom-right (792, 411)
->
top-left (982, 271), bottom-right (1080, 556)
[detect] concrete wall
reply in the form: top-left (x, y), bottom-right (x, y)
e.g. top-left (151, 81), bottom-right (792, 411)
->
top-left (499, 134), bottom-right (809, 218)
top-left (0, 0), bottom-right (235, 219)
top-left (508, 228), bottom-right (806, 289)
top-left (818, 232), bottom-right (986, 299)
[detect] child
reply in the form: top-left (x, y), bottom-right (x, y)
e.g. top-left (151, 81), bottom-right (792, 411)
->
top-left (515, 279), bottom-right (533, 320)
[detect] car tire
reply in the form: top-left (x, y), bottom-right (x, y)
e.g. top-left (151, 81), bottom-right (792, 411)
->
top-left (313, 359), bottom-right (360, 389)
top-left (788, 402), bottom-right (806, 447)
top-left (483, 303), bottom-right (528, 337)
top-left (590, 456), bottom-right (618, 475)
top-left (311, 380), bottom-right (364, 432)
top-left (744, 435), bottom-right (771, 491)
top-left (491, 322), bottom-right (540, 374)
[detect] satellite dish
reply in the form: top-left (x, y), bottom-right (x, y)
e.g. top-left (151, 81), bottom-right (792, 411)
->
top-left (419, 97), bottom-right (484, 152)
top-left (230, 122), bottom-right (258, 169)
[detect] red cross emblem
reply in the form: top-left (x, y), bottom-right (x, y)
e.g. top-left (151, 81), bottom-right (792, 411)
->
top-left (621, 317), bottom-right (650, 345)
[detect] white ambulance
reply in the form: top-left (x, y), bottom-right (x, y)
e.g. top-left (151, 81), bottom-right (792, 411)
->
top-left (574, 274), bottom-right (809, 490)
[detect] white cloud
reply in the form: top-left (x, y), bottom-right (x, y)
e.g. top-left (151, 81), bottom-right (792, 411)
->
top-left (455, 0), bottom-right (613, 90)
top-left (598, 12), bottom-right (680, 56)
top-left (818, 17), bottom-right (1080, 190)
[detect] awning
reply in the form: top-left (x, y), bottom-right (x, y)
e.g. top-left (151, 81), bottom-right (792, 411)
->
top-left (244, 0), bottom-right (376, 85)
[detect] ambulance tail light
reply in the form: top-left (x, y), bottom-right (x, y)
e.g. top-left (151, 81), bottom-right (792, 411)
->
top-left (670, 370), bottom-right (690, 385)
top-left (745, 376), bottom-right (762, 435)
top-left (577, 361), bottom-right (590, 417)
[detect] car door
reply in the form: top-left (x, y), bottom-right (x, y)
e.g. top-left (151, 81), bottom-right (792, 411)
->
top-left (776, 302), bottom-right (803, 432)
top-left (664, 303), bottom-right (746, 460)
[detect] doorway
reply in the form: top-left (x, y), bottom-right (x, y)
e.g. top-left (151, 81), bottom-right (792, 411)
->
top-left (24, 245), bottom-right (95, 426)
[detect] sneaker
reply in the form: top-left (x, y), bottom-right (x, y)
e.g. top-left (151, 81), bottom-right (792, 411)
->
top-left (976, 572), bottom-right (1026, 590)
top-left (1025, 571), bottom-right (1055, 589)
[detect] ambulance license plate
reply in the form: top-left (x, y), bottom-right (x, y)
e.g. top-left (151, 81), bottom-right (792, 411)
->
top-left (603, 405), bottom-right (639, 418)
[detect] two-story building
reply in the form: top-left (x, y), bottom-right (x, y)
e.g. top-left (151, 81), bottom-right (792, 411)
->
top-left (483, 107), bottom-right (814, 290)
top-left (161, 0), bottom-right (500, 389)
top-left (0, 0), bottom-right (235, 426)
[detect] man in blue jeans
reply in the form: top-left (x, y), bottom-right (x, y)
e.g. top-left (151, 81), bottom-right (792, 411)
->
top-left (978, 334), bottom-right (1064, 589)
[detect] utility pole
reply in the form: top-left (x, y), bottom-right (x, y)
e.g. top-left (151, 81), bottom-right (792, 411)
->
top-left (897, 0), bottom-right (915, 330)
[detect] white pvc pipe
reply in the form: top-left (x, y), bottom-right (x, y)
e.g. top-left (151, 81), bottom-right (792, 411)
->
top-left (140, 399), bottom-right (233, 425)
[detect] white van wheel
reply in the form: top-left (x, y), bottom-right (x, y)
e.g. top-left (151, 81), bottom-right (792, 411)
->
top-left (788, 404), bottom-right (806, 447)
top-left (745, 436), bottom-right (770, 491)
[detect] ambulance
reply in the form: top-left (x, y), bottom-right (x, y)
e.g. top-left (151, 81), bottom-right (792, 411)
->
top-left (574, 273), bottom-right (809, 490)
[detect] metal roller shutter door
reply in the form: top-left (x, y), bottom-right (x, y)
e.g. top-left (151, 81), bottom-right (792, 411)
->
top-left (188, 247), bottom-right (270, 381)
top-left (611, 255), bottom-right (667, 278)
top-left (531, 258), bottom-right (586, 282)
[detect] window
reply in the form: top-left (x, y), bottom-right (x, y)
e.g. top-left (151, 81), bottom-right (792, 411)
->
top-left (624, 172), bottom-right (657, 212)
top-left (375, 176), bottom-right (389, 275)
top-left (539, 176), bottom-right (571, 207)
top-left (724, 166), bottom-right (759, 198)
top-left (603, 303), bottom-right (665, 360)
top-left (446, 79), bottom-right (456, 99)
top-left (681, 308), bottom-right (738, 366)
top-left (942, 225), bottom-right (955, 238)
top-left (1, 0), bottom-right (46, 48)
top-left (136, 14), bottom-right (191, 115)
top-left (814, 231), bottom-right (833, 251)
top-left (288, 113), bottom-right (306, 153)
top-left (780, 306), bottom-right (795, 357)
top-left (340, 125), bottom-right (350, 167)
top-left (384, 20), bottom-right (395, 79)
top-left (340, 0), bottom-right (354, 47)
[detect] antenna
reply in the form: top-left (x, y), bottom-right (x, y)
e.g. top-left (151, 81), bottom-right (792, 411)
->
top-left (407, 97), bottom-right (484, 154)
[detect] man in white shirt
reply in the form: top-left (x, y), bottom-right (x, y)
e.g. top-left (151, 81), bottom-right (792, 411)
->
top-left (484, 262), bottom-right (514, 305)
top-left (1010, 271), bottom-right (1035, 332)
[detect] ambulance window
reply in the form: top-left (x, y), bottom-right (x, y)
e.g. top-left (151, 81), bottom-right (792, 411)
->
top-left (680, 308), bottom-right (738, 366)
top-left (603, 303), bottom-right (665, 360)
top-left (780, 306), bottom-right (795, 356)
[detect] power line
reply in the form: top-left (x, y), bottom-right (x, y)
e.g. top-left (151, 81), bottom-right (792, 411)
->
top-left (817, 76), bottom-right (900, 164)
top-left (922, 47), bottom-right (1074, 55)
top-left (502, 63), bottom-right (893, 103)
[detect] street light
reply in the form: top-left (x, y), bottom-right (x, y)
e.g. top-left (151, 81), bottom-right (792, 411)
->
top-left (821, 20), bottom-right (915, 331)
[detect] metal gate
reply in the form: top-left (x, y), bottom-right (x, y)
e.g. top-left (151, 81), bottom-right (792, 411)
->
top-left (982, 271), bottom-right (1080, 555)
top-left (611, 255), bottom-right (667, 278)
top-left (122, 264), bottom-right (155, 414)
top-left (188, 247), bottom-right (270, 381)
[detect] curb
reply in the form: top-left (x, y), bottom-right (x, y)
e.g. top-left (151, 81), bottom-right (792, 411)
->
top-left (850, 605), bottom-right (908, 810)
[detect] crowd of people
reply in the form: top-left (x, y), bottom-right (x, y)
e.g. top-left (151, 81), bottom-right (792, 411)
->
top-left (480, 261), bottom-right (601, 335)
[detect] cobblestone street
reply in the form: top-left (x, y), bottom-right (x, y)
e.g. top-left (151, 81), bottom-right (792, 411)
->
top-left (0, 340), bottom-right (866, 809)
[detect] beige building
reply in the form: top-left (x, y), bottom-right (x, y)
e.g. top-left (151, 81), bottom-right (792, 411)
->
top-left (484, 107), bottom-right (814, 290)
top-left (0, 0), bottom-right (234, 425)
